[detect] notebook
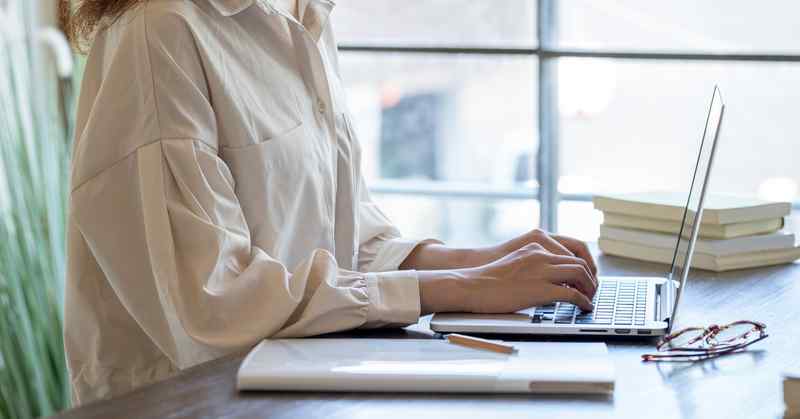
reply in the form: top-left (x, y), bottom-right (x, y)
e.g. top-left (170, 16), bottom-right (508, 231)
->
top-left (599, 237), bottom-right (800, 272)
top-left (599, 225), bottom-right (796, 256)
top-left (593, 192), bottom-right (791, 225)
top-left (601, 212), bottom-right (783, 239)
top-left (237, 339), bottom-right (615, 395)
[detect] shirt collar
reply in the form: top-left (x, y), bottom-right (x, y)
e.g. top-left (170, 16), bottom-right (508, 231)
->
top-left (206, 0), bottom-right (336, 18)
top-left (206, 0), bottom-right (256, 17)
top-left (207, 0), bottom-right (335, 41)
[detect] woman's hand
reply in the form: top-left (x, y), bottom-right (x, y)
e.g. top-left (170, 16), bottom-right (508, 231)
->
top-left (497, 229), bottom-right (598, 279)
top-left (418, 243), bottom-right (597, 315)
top-left (401, 229), bottom-right (598, 284)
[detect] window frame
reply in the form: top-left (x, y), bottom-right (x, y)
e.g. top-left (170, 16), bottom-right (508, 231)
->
top-left (338, 0), bottom-right (800, 232)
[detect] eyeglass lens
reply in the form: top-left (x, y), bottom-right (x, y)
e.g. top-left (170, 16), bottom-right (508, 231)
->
top-left (663, 328), bottom-right (708, 349)
top-left (710, 322), bottom-right (760, 345)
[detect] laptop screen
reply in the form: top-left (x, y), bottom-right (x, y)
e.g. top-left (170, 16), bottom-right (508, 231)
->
top-left (667, 86), bottom-right (725, 330)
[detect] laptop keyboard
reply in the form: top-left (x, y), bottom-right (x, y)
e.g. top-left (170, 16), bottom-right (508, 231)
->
top-left (531, 280), bottom-right (648, 326)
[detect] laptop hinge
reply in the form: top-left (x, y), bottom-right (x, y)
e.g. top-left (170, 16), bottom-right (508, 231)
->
top-left (658, 279), bottom-right (680, 322)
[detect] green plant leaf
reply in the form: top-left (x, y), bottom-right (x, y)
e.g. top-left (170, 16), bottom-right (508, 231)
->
top-left (0, 2), bottom-right (74, 418)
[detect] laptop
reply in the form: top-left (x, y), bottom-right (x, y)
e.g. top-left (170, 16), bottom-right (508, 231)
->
top-left (431, 86), bottom-right (726, 338)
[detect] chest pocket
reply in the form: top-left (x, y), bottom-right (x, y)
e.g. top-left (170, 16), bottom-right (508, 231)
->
top-left (220, 122), bottom-right (335, 266)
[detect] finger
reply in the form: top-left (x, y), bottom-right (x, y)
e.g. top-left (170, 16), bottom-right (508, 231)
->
top-left (535, 234), bottom-right (575, 258)
top-left (548, 284), bottom-right (594, 311)
top-left (544, 264), bottom-right (596, 298)
top-left (503, 229), bottom-right (550, 253)
top-left (544, 264), bottom-right (596, 297)
top-left (544, 238), bottom-right (597, 287)
top-left (508, 229), bottom-right (575, 258)
top-left (552, 234), bottom-right (598, 276)
top-left (521, 242), bottom-right (545, 251)
top-left (540, 253), bottom-right (597, 289)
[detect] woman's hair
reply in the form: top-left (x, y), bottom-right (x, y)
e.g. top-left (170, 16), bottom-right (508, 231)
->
top-left (59, 0), bottom-right (145, 51)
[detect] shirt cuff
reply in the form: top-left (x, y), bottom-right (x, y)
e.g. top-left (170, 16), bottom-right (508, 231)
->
top-left (363, 270), bottom-right (421, 327)
top-left (365, 237), bottom-right (443, 272)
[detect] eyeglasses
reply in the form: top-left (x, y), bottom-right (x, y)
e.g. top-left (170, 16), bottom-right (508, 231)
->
top-left (641, 320), bottom-right (768, 362)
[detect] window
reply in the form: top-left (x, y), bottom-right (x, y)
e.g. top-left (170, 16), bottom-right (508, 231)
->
top-left (333, 1), bottom-right (800, 245)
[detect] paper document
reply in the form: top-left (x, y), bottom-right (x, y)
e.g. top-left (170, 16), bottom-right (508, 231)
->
top-left (238, 339), bottom-right (614, 395)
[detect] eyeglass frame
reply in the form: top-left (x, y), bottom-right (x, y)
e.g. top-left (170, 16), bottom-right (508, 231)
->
top-left (642, 320), bottom-right (768, 362)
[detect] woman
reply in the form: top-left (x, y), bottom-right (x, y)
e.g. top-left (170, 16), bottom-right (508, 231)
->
top-left (61, 0), bottom-right (598, 405)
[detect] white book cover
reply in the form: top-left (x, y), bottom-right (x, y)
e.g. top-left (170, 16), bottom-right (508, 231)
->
top-left (602, 212), bottom-right (784, 239)
top-left (599, 238), bottom-right (800, 272)
top-left (600, 225), bottom-right (796, 256)
top-left (238, 339), bottom-right (614, 395)
top-left (593, 192), bottom-right (791, 225)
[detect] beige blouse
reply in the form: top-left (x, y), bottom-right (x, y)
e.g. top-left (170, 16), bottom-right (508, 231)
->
top-left (65, 0), bottom-right (432, 405)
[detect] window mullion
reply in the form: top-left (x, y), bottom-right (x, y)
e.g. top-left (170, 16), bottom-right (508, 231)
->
top-left (537, 0), bottom-right (559, 231)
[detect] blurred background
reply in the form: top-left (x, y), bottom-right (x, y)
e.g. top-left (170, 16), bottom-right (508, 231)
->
top-left (1, 1), bottom-right (74, 418)
top-left (332, 0), bottom-right (800, 246)
top-left (1, 1), bottom-right (799, 417)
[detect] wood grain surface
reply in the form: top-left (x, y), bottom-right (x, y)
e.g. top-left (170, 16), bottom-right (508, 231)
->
top-left (50, 248), bottom-right (800, 419)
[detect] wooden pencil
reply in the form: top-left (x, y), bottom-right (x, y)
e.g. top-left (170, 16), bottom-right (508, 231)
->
top-left (445, 333), bottom-right (516, 354)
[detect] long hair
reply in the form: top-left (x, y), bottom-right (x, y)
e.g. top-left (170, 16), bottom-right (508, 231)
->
top-left (59, 0), bottom-right (145, 51)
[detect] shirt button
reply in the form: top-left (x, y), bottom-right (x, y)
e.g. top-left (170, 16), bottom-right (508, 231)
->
top-left (317, 99), bottom-right (326, 114)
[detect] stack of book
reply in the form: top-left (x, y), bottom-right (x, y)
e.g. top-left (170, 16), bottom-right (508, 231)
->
top-left (593, 192), bottom-right (800, 272)
top-left (786, 370), bottom-right (800, 418)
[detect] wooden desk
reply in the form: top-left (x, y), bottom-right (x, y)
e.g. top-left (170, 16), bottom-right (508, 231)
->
top-left (51, 252), bottom-right (800, 419)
